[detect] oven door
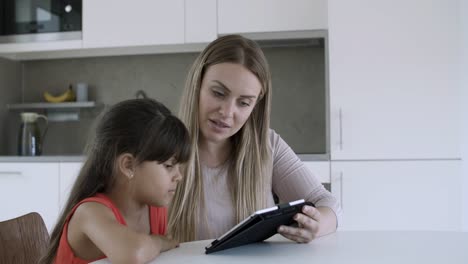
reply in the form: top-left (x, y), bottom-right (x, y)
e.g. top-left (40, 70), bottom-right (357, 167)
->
top-left (0, 0), bottom-right (81, 41)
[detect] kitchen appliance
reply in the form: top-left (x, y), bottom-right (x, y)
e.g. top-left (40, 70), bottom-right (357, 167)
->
top-left (0, 0), bottom-right (82, 44)
top-left (18, 112), bottom-right (48, 156)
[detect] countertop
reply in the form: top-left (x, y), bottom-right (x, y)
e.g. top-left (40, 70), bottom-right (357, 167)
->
top-left (0, 156), bottom-right (85, 162)
top-left (0, 154), bottom-right (329, 162)
top-left (92, 231), bottom-right (468, 264)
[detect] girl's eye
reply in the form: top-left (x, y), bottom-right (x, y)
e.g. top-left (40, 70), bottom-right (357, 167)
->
top-left (164, 164), bottom-right (173, 169)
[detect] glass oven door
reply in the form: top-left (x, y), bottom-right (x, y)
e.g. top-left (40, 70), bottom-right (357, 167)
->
top-left (0, 0), bottom-right (81, 40)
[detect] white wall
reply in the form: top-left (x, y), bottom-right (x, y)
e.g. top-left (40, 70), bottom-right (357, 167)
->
top-left (461, 0), bottom-right (468, 231)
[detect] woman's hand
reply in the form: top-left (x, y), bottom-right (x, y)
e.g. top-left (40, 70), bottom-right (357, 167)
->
top-left (277, 206), bottom-right (337, 243)
top-left (154, 235), bottom-right (180, 252)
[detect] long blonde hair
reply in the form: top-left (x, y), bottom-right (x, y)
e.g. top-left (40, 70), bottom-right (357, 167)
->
top-left (168, 35), bottom-right (273, 242)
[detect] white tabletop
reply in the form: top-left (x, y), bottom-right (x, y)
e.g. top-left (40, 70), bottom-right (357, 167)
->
top-left (92, 231), bottom-right (468, 264)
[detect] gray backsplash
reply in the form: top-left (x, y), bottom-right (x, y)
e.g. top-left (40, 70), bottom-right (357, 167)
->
top-left (5, 45), bottom-right (326, 155)
top-left (0, 58), bottom-right (21, 155)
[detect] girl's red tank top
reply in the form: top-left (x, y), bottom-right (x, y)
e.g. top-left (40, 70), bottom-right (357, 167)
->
top-left (53, 193), bottom-right (167, 264)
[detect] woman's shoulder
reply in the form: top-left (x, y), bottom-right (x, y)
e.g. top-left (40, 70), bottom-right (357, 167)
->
top-left (268, 128), bottom-right (291, 153)
top-left (268, 128), bottom-right (279, 147)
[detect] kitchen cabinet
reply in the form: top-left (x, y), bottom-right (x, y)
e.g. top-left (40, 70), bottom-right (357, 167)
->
top-left (0, 162), bottom-right (60, 232)
top-left (83, 0), bottom-right (185, 48)
top-left (1, 0), bottom-right (322, 59)
top-left (59, 162), bottom-right (82, 211)
top-left (328, 0), bottom-right (460, 160)
top-left (217, 0), bottom-right (327, 35)
top-left (185, 0), bottom-right (217, 43)
top-left (303, 161), bottom-right (330, 184)
top-left (331, 160), bottom-right (462, 231)
top-left (0, 40), bottom-right (82, 59)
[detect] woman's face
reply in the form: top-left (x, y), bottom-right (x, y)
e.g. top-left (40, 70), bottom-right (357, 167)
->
top-left (198, 62), bottom-right (262, 144)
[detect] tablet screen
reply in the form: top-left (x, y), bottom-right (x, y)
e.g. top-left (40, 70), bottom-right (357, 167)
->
top-left (205, 199), bottom-right (314, 254)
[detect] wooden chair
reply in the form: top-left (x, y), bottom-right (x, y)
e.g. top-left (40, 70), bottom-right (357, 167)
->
top-left (0, 212), bottom-right (50, 264)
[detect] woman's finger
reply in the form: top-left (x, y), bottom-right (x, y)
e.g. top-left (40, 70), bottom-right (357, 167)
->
top-left (294, 212), bottom-right (319, 235)
top-left (279, 231), bottom-right (309, 243)
top-left (278, 224), bottom-right (315, 243)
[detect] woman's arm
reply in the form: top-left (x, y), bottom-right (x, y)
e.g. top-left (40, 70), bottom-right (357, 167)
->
top-left (69, 202), bottom-right (178, 264)
top-left (269, 129), bottom-right (341, 242)
top-left (278, 205), bottom-right (337, 242)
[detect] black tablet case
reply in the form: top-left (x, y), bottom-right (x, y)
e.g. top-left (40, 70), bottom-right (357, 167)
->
top-left (205, 199), bottom-right (315, 254)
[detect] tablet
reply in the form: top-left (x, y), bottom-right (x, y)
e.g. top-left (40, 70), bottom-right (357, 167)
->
top-left (205, 199), bottom-right (315, 254)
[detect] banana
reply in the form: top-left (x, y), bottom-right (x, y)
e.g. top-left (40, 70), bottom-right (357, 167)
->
top-left (43, 87), bottom-right (76, 103)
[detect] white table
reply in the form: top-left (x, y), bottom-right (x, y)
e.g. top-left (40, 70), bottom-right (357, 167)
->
top-left (92, 231), bottom-right (468, 264)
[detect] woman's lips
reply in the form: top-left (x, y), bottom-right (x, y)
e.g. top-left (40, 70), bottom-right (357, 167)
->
top-left (209, 119), bottom-right (230, 128)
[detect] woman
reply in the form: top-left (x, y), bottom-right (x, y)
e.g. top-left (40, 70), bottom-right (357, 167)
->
top-left (169, 35), bottom-right (341, 243)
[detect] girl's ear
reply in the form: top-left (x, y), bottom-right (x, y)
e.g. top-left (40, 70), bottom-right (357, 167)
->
top-left (116, 153), bottom-right (136, 180)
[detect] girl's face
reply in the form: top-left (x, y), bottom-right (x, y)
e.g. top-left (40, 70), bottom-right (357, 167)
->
top-left (198, 63), bottom-right (262, 144)
top-left (133, 157), bottom-right (182, 207)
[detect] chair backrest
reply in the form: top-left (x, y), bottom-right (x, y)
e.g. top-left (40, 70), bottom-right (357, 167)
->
top-left (0, 212), bottom-right (50, 264)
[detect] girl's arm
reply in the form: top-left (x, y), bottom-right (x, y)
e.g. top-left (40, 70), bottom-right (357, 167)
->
top-left (69, 202), bottom-right (178, 264)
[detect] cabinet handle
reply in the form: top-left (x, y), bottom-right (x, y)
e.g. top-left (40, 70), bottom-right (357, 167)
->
top-left (339, 108), bottom-right (343, 150)
top-left (339, 171), bottom-right (343, 209)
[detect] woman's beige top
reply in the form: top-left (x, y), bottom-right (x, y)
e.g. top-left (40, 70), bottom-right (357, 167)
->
top-left (196, 129), bottom-right (342, 240)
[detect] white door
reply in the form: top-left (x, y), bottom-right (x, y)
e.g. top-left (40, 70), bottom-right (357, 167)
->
top-left (217, 0), bottom-right (327, 34)
top-left (59, 162), bottom-right (83, 212)
top-left (331, 160), bottom-right (462, 231)
top-left (0, 162), bottom-right (60, 232)
top-left (328, 0), bottom-right (460, 160)
top-left (83, 0), bottom-right (185, 48)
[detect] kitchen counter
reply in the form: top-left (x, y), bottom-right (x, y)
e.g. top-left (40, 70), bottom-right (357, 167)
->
top-left (92, 231), bottom-right (468, 264)
top-left (0, 155), bottom-right (328, 162)
top-left (0, 156), bottom-right (85, 162)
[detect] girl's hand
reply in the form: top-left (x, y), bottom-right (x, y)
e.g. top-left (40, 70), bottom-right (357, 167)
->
top-left (277, 205), bottom-right (321, 243)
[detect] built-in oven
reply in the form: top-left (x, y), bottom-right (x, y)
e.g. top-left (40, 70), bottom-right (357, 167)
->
top-left (0, 0), bottom-right (82, 43)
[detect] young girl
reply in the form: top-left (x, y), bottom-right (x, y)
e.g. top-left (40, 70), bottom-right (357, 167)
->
top-left (169, 35), bottom-right (341, 243)
top-left (41, 98), bottom-right (191, 264)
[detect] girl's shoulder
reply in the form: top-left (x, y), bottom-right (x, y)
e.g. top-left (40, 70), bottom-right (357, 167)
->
top-left (69, 193), bottom-right (127, 225)
top-left (55, 194), bottom-right (126, 263)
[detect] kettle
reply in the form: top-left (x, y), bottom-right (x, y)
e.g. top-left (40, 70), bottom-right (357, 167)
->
top-left (17, 112), bottom-right (48, 156)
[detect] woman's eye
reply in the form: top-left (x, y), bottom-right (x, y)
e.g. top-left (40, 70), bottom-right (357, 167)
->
top-left (164, 164), bottom-right (173, 169)
top-left (240, 101), bottom-right (251, 107)
top-left (212, 90), bottom-right (224, 97)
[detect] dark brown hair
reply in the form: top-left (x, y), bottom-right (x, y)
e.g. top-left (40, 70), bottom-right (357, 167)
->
top-left (40, 98), bottom-right (191, 263)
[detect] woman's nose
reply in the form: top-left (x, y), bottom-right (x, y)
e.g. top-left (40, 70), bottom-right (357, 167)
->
top-left (219, 100), bottom-right (235, 117)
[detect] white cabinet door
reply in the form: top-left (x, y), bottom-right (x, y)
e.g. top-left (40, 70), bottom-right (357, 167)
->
top-left (217, 0), bottom-right (327, 34)
top-left (83, 0), bottom-right (185, 48)
top-left (328, 0), bottom-right (460, 160)
top-left (185, 0), bottom-right (217, 43)
top-left (303, 161), bottom-right (330, 184)
top-left (59, 162), bottom-right (82, 212)
top-left (331, 160), bottom-right (462, 231)
top-left (0, 163), bottom-right (59, 232)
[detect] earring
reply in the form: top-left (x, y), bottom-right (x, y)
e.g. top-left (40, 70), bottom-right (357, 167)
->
top-left (128, 171), bottom-right (134, 180)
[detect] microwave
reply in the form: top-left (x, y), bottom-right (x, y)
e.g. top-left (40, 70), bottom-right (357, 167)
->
top-left (0, 0), bottom-right (82, 43)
